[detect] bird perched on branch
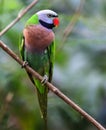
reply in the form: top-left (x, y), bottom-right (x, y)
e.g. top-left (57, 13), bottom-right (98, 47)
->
top-left (20, 9), bottom-right (59, 129)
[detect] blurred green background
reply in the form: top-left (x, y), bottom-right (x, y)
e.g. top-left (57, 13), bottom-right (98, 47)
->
top-left (0, 0), bottom-right (106, 130)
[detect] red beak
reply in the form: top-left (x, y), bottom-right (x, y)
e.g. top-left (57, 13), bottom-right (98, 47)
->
top-left (53, 17), bottom-right (59, 27)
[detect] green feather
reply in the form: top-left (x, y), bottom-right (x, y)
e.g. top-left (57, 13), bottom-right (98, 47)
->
top-left (47, 40), bottom-right (55, 82)
top-left (26, 14), bottom-right (39, 26)
top-left (19, 35), bottom-right (25, 60)
top-left (26, 49), bottom-right (50, 93)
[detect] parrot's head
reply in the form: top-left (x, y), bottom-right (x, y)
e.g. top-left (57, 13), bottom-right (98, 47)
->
top-left (36, 9), bottom-right (59, 29)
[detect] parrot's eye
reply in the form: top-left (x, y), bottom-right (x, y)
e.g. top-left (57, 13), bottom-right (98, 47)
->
top-left (47, 14), bottom-right (58, 18)
top-left (47, 14), bottom-right (53, 18)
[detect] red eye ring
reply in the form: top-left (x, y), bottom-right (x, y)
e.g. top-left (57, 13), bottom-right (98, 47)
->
top-left (53, 18), bottom-right (59, 26)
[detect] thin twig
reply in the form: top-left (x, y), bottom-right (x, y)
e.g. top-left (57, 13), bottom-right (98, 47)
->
top-left (0, 92), bottom-right (14, 123)
top-left (57, 0), bottom-right (84, 51)
top-left (0, 40), bottom-right (105, 130)
top-left (63, 0), bottom-right (84, 39)
top-left (0, 0), bottom-right (38, 36)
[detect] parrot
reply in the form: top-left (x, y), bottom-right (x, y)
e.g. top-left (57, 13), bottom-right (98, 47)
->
top-left (19, 9), bottom-right (59, 129)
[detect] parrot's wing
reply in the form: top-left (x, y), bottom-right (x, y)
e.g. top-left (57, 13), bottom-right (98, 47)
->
top-left (19, 36), bottom-right (25, 61)
top-left (19, 36), bottom-right (35, 84)
top-left (47, 40), bottom-right (55, 82)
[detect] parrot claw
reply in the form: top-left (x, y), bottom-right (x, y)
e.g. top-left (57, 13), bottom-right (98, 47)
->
top-left (41, 75), bottom-right (48, 85)
top-left (21, 61), bottom-right (28, 68)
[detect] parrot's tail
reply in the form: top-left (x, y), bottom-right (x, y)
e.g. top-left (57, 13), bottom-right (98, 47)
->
top-left (26, 71), bottom-right (48, 129)
top-left (37, 87), bottom-right (48, 130)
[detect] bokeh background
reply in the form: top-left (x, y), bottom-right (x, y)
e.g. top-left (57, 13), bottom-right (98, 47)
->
top-left (0, 0), bottom-right (106, 130)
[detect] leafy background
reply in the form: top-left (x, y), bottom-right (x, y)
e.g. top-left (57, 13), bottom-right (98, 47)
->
top-left (0, 0), bottom-right (106, 130)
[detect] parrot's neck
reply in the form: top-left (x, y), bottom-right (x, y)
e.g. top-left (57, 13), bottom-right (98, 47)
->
top-left (39, 20), bottom-right (54, 29)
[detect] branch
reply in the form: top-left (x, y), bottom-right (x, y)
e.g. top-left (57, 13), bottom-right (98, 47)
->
top-left (63, 0), bottom-right (84, 39)
top-left (0, 40), bottom-right (105, 130)
top-left (0, 92), bottom-right (14, 123)
top-left (0, 0), bottom-right (38, 36)
top-left (57, 0), bottom-right (84, 51)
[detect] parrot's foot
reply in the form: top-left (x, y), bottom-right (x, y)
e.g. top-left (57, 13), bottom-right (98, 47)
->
top-left (41, 75), bottom-right (48, 85)
top-left (21, 61), bottom-right (28, 68)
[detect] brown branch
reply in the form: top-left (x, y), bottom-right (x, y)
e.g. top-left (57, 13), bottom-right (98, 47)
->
top-left (63, 0), bottom-right (84, 39)
top-left (0, 92), bottom-right (14, 123)
top-left (0, 40), bottom-right (105, 130)
top-left (0, 0), bottom-right (38, 36)
top-left (57, 0), bottom-right (84, 51)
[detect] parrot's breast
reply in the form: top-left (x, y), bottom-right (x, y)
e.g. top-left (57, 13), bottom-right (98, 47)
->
top-left (23, 24), bottom-right (54, 53)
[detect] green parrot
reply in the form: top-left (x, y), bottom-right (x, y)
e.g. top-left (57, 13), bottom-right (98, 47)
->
top-left (20, 9), bottom-right (59, 128)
